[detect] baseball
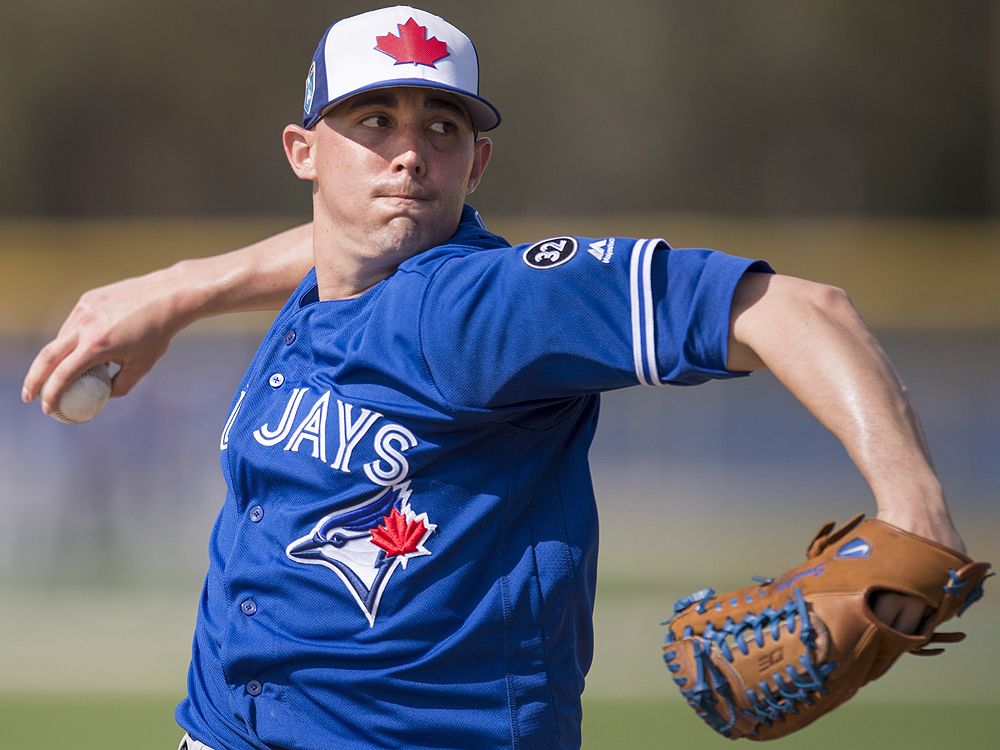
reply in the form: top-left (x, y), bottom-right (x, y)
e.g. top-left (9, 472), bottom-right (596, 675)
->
top-left (45, 364), bottom-right (113, 424)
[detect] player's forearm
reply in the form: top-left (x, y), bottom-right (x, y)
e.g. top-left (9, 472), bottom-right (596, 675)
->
top-left (168, 222), bottom-right (314, 325)
top-left (727, 273), bottom-right (962, 549)
top-left (22, 222), bottom-right (315, 407)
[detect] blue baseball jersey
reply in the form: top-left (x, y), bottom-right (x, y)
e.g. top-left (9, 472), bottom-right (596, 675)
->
top-left (176, 206), bottom-right (771, 750)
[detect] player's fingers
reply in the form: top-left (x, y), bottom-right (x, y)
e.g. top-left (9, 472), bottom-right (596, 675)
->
top-left (892, 597), bottom-right (929, 634)
top-left (110, 360), bottom-right (149, 398)
top-left (35, 347), bottom-right (106, 415)
top-left (871, 591), bottom-right (928, 635)
top-left (871, 591), bottom-right (896, 626)
top-left (22, 335), bottom-right (77, 404)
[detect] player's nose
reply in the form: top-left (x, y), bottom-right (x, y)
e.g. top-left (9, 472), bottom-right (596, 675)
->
top-left (389, 128), bottom-right (427, 177)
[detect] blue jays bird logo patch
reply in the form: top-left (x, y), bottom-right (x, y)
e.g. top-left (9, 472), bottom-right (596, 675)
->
top-left (304, 61), bottom-right (316, 114)
top-left (286, 482), bottom-right (436, 626)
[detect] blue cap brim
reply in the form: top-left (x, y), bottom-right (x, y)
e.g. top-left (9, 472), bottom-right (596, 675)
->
top-left (303, 78), bottom-right (501, 132)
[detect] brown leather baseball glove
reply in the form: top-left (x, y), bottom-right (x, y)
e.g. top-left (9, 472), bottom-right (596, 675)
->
top-left (661, 514), bottom-right (991, 740)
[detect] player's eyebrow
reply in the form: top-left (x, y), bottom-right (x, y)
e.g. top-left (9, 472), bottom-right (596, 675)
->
top-left (341, 92), bottom-right (398, 112)
top-left (423, 96), bottom-right (469, 122)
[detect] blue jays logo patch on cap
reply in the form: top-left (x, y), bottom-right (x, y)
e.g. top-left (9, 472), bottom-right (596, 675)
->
top-left (837, 537), bottom-right (872, 559)
top-left (304, 61), bottom-right (317, 114)
top-left (374, 17), bottom-right (450, 67)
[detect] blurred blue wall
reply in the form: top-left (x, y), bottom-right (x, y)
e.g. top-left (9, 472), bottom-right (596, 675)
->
top-left (2, 330), bottom-right (996, 591)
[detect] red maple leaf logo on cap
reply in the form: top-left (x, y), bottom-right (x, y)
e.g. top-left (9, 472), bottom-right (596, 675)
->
top-left (370, 507), bottom-right (431, 559)
top-left (375, 17), bottom-right (450, 67)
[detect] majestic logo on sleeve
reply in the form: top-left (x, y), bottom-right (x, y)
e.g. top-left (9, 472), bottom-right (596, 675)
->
top-left (286, 482), bottom-right (436, 627)
top-left (587, 238), bottom-right (615, 264)
top-left (375, 18), bottom-right (450, 67)
top-left (522, 237), bottom-right (578, 269)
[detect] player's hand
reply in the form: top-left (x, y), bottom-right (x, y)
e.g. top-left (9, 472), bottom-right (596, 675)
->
top-left (871, 505), bottom-right (967, 634)
top-left (876, 505), bottom-right (966, 555)
top-left (870, 591), bottom-right (929, 634)
top-left (22, 270), bottom-right (186, 414)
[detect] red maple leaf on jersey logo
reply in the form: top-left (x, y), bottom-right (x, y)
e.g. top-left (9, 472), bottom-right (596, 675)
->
top-left (370, 507), bottom-right (431, 558)
top-left (375, 18), bottom-right (450, 67)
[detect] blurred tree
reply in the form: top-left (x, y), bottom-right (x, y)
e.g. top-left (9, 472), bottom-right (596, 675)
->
top-left (0, 0), bottom-right (995, 216)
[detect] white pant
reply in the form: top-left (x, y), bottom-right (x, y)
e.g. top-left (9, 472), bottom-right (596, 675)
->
top-left (178, 733), bottom-right (217, 750)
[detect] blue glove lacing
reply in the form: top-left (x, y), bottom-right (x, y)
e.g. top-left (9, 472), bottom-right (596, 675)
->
top-left (947, 569), bottom-right (993, 616)
top-left (663, 586), bottom-right (837, 737)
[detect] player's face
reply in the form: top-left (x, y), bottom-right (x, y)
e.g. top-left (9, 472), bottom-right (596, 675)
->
top-left (299, 87), bottom-right (491, 271)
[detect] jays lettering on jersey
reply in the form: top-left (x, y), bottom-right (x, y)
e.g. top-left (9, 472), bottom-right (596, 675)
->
top-left (176, 206), bottom-right (771, 750)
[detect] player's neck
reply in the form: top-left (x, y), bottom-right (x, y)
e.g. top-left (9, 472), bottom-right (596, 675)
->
top-left (310, 212), bottom-right (458, 301)
top-left (310, 221), bottom-right (412, 301)
top-left (312, 250), bottom-right (391, 301)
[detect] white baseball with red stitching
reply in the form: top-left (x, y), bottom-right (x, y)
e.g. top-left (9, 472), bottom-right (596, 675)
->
top-left (48, 364), bottom-right (112, 424)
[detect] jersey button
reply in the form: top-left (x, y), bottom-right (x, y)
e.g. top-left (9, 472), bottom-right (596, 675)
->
top-left (240, 599), bottom-right (258, 616)
top-left (246, 680), bottom-right (263, 696)
top-left (283, 330), bottom-right (296, 346)
top-left (249, 505), bottom-right (264, 523)
top-left (268, 373), bottom-right (284, 388)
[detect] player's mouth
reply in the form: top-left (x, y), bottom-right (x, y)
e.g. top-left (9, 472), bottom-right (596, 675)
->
top-left (377, 193), bottom-right (431, 206)
top-left (380, 194), bottom-right (427, 203)
top-left (374, 184), bottom-right (433, 204)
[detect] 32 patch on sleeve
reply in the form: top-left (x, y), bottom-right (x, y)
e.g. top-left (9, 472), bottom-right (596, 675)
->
top-left (521, 237), bottom-right (578, 269)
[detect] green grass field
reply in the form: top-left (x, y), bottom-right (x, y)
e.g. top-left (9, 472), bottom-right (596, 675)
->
top-left (0, 694), bottom-right (993, 749)
top-left (2, 584), bottom-right (996, 749)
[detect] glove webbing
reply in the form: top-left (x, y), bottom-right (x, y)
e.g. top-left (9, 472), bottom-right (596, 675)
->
top-left (663, 587), bottom-right (837, 737)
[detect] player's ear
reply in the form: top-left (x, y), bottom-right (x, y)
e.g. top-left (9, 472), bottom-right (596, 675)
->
top-left (283, 124), bottom-right (317, 181)
top-left (466, 136), bottom-right (492, 195)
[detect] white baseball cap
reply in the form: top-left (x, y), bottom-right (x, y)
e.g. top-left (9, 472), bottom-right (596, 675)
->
top-left (302, 6), bottom-right (501, 131)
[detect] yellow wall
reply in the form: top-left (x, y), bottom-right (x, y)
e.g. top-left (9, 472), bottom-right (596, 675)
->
top-left (3, 215), bottom-right (998, 336)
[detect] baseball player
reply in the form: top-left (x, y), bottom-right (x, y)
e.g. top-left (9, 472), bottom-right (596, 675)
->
top-left (22, 6), bottom-right (966, 750)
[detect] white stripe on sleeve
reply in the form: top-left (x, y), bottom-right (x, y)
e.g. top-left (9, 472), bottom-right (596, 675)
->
top-left (629, 239), bottom-right (668, 387)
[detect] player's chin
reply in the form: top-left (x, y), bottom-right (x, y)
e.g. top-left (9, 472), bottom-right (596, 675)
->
top-left (373, 217), bottom-right (440, 260)
top-left (372, 200), bottom-right (435, 235)
top-left (383, 204), bottom-right (454, 235)
top-left (374, 198), bottom-right (462, 247)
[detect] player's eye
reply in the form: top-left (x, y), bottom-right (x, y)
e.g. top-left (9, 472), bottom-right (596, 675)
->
top-left (360, 114), bottom-right (391, 129)
top-left (428, 120), bottom-right (458, 136)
